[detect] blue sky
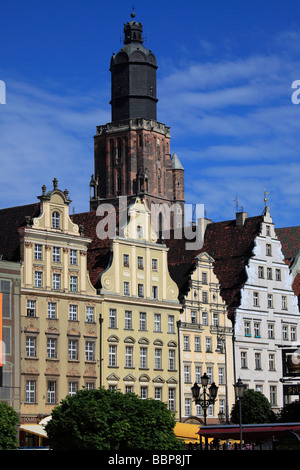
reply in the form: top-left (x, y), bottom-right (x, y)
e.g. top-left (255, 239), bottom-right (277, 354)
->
top-left (0, 0), bottom-right (300, 228)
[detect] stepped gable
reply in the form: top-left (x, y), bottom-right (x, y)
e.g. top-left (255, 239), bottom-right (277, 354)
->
top-left (167, 215), bottom-right (263, 319)
top-left (0, 203), bottom-right (40, 261)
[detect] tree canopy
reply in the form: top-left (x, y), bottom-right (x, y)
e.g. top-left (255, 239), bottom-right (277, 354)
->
top-left (277, 400), bottom-right (300, 422)
top-left (0, 401), bottom-right (19, 450)
top-left (230, 389), bottom-right (275, 424)
top-left (45, 388), bottom-right (184, 450)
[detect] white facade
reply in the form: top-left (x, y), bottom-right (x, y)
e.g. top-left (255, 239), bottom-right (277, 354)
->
top-left (234, 207), bottom-right (300, 412)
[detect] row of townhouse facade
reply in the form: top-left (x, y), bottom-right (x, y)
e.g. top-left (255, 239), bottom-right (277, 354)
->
top-left (0, 180), bottom-right (299, 440)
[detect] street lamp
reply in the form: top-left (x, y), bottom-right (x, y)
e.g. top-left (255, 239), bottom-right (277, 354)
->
top-left (191, 373), bottom-right (218, 425)
top-left (215, 328), bottom-right (229, 424)
top-left (233, 378), bottom-right (245, 450)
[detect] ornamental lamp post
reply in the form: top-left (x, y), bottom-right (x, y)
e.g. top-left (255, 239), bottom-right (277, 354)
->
top-left (192, 373), bottom-right (218, 450)
top-left (233, 378), bottom-right (245, 450)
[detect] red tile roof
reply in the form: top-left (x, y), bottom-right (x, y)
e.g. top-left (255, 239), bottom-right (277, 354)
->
top-left (276, 226), bottom-right (300, 264)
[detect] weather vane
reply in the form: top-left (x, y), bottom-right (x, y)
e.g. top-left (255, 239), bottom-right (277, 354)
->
top-left (264, 188), bottom-right (270, 207)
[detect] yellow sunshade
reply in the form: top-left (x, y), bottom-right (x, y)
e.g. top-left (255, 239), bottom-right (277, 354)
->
top-left (174, 422), bottom-right (200, 443)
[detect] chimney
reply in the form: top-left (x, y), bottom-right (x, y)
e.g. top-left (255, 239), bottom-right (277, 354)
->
top-left (236, 211), bottom-right (248, 226)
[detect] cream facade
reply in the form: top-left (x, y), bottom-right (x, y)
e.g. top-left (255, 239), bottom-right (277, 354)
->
top-left (99, 197), bottom-right (182, 418)
top-left (179, 252), bottom-right (234, 424)
top-left (18, 180), bottom-right (100, 423)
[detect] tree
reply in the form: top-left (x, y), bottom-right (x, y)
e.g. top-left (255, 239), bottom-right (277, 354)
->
top-left (278, 400), bottom-right (300, 422)
top-left (230, 389), bottom-right (275, 424)
top-left (0, 402), bottom-right (19, 450)
top-left (45, 388), bottom-right (185, 450)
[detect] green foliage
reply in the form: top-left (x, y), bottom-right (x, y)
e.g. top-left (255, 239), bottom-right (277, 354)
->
top-left (230, 389), bottom-right (275, 424)
top-left (45, 388), bottom-right (185, 450)
top-left (0, 401), bottom-right (19, 450)
top-left (278, 400), bottom-right (300, 422)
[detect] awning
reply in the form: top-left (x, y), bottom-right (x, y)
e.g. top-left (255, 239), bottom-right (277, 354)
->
top-left (174, 423), bottom-right (200, 443)
top-left (19, 424), bottom-right (48, 438)
top-left (198, 423), bottom-right (300, 441)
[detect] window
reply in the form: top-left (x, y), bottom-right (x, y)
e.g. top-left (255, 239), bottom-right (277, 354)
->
top-left (185, 398), bottom-right (191, 416)
top-left (191, 311), bottom-right (197, 324)
top-left (183, 336), bottom-right (190, 351)
top-left (168, 315), bottom-right (174, 333)
top-left (202, 272), bottom-right (207, 284)
top-left (126, 386), bottom-right (133, 394)
top-left (202, 291), bottom-right (208, 303)
top-left (154, 313), bottom-right (161, 332)
top-left (202, 312), bottom-right (208, 326)
top-left (268, 323), bottom-right (274, 339)
top-left (195, 366), bottom-right (202, 384)
top-left (253, 292), bottom-right (259, 306)
top-left (53, 247), bottom-right (60, 263)
top-left (206, 367), bottom-right (213, 384)
top-left (194, 336), bottom-right (200, 352)
top-left (267, 268), bottom-right (272, 280)
top-left (47, 381), bottom-right (56, 404)
top-left (139, 312), bottom-right (147, 331)
top-left (137, 256), bottom-right (144, 269)
top-left (69, 340), bottom-right (78, 360)
top-left (152, 258), bottom-right (158, 271)
top-left (258, 266), bottom-right (264, 279)
top-left (123, 254), bottom-right (129, 267)
top-left (152, 286), bottom-right (158, 299)
top-left (140, 387), bottom-right (148, 399)
top-left (138, 284), bottom-right (144, 298)
top-left (266, 244), bottom-right (272, 256)
top-left (268, 294), bottom-right (273, 309)
top-left (266, 225), bottom-right (271, 236)
top-left (155, 388), bottom-right (162, 401)
top-left (218, 367), bottom-right (225, 385)
top-left (124, 281), bottom-right (130, 296)
top-left (137, 225), bottom-right (143, 238)
top-left (70, 249), bottom-right (77, 265)
top-left (254, 322), bottom-right (261, 338)
top-left (275, 269), bottom-right (281, 281)
top-left (70, 276), bottom-right (77, 292)
top-left (282, 296), bottom-right (287, 310)
top-left (206, 337), bottom-right (212, 352)
top-left (69, 382), bottom-right (78, 396)
top-left (241, 351), bottom-right (247, 369)
top-left (26, 337), bottom-right (36, 357)
top-left (282, 325), bottom-right (288, 340)
top-left (86, 306), bottom-right (94, 323)
top-left (47, 338), bottom-right (57, 359)
top-left (34, 271), bottom-right (42, 288)
top-left (125, 310), bottom-right (132, 329)
top-left (1, 280), bottom-right (10, 318)
top-left (52, 211), bottom-right (60, 229)
top-left (140, 347), bottom-right (147, 368)
top-left (48, 302), bottom-right (56, 319)
top-left (168, 349), bottom-right (175, 370)
top-left (168, 389), bottom-right (175, 411)
top-left (69, 304), bottom-right (78, 321)
top-left (26, 380), bottom-right (36, 403)
top-left (85, 342), bottom-right (95, 361)
top-left (155, 349), bottom-right (162, 369)
top-left (27, 300), bottom-right (36, 317)
top-left (244, 322), bottom-right (251, 337)
top-left (109, 345), bottom-right (117, 366)
top-left (184, 365), bottom-right (191, 383)
top-left (291, 326), bottom-right (297, 341)
top-left (34, 244), bottom-right (42, 260)
top-left (270, 386), bottom-right (277, 406)
top-left (53, 273), bottom-right (60, 290)
top-left (255, 353), bottom-right (261, 370)
top-left (213, 313), bottom-right (218, 326)
top-left (109, 309), bottom-right (117, 328)
top-left (269, 354), bottom-right (276, 371)
top-left (125, 346), bottom-right (133, 368)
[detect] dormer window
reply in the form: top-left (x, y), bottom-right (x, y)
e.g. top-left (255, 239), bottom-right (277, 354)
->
top-left (52, 211), bottom-right (60, 229)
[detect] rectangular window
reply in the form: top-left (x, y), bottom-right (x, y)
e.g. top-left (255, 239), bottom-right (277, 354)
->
top-left (258, 266), bottom-right (264, 278)
top-left (69, 382), bottom-right (78, 396)
top-left (125, 310), bottom-right (132, 329)
top-left (202, 312), bottom-right (208, 326)
top-left (34, 244), bottom-right (42, 260)
top-left (282, 325), bottom-right (288, 341)
top-left (109, 309), bottom-right (117, 328)
top-left (47, 381), bottom-right (56, 404)
top-left (255, 353), bottom-right (261, 370)
top-left (53, 246), bottom-right (61, 263)
top-left (185, 398), bottom-right (191, 417)
top-left (125, 346), bottom-right (133, 368)
top-left (282, 296), bottom-right (287, 310)
top-left (268, 294), bottom-right (273, 309)
top-left (26, 337), bottom-right (36, 357)
top-left (206, 337), bottom-right (212, 352)
top-left (140, 386), bottom-right (148, 399)
top-left (138, 283), bottom-right (144, 298)
top-left (139, 312), bottom-right (147, 331)
top-left (69, 340), bottom-right (78, 360)
top-left (70, 276), bottom-right (77, 292)
top-left (137, 256), bottom-right (144, 269)
top-left (155, 348), bottom-right (162, 369)
top-left (194, 336), bottom-right (200, 352)
top-left (184, 365), bottom-right (190, 383)
top-left (34, 271), bottom-right (42, 288)
top-left (268, 323), bottom-right (274, 339)
top-left (27, 300), bottom-right (36, 317)
top-left (270, 386), bottom-right (277, 406)
top-left (267, 267), bottom-right (272, 280)
top-left (195, 366), bottom-right (202, 384)
top-left (140, 347), bottom-right (147, 369)
top-left (191, 311), bottom-right (197, 324)
top-left (213, 313), bottom-right (219, 326)
top-left (269, 354), bottom-right (275, 371)
top-left (275, 269), bottom-right (281, 281)
top-left (202, 272), bottom-right (207, 284)
top-left (183, 336), bottom-right (190, 351)
top-left (154, 387), bottom-right (162, 401)
top-left (47, 338), bottom-right (57, 359)
top-left (48, 302), bottom-right (56, 319)
top-left (291, 326), bottom-right (297, 341)
top-left (109, 345), bottom-right (117, 366)
top-left (218, 367), bottom-right (224, 385)
top-left (86, 306), bottom-right (94, 323)
top-left (202, 291), bottom-right (208, 303)
top-left (53, 273), bottom-right (61, 290)
top-left (69, 304), bottom-right (78, 321)
top-left (26, 380), bottom-right (36, 403)
top-left (124, 281), bottom-right (130, 296)
top-left (241, 351), bottom-right (247, 369)
top-left (123, 254), bottom-right (129, 267)
top-left (70, 249), bottom-right (77, 265)
top-left (253, 292), bottom-right (259, 306)
top-left (152, 258), bottom-right (158, 271)
top-left (168, 349), bottom-right (175, 370)
top-left (154, 313), bottom-right (161, 332)
top-left (168, 315), bottom-right (174, 333)
top-left (169, 388), bottom-right (175, 412)
top-left (85, 341), bottom-right (95, 361)
top-left (152, 285), bottom-right (158, 299)
top-left (254, 322), bottom-right (261, 338)
top-left (266, 244), bottom-right (272, 256)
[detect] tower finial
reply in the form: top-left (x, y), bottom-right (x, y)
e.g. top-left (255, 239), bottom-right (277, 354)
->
top-left (131, 6), bottom-right (135, 19)
top-left (264, 188), bottom-right (270, 207)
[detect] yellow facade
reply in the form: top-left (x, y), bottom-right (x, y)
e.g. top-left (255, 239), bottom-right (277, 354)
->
top-left (99, 197), bottom-right (182, 418)
top-left (179, 252), bottom-right (235, 424)
top-left (19, 181), bottom-right (100, 422)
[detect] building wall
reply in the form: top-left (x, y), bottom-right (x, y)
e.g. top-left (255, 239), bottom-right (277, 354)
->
top-left (234, 207), bottom-right (300, 411)
top-left (0, 260), bottom-right (21, 415)
top-left (18, 183), bottom-right (100, 423)
top-left (179, 252), bottom-right (235, 424)
top-left (99, 197), bottom-right (182, 419)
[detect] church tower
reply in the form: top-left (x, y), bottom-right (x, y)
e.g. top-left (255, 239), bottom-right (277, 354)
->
top-left (90, 12), bottom-right (185, 225)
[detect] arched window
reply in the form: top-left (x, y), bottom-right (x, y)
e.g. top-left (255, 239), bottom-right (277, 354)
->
top-left (52, 211), bottom-right (60, 229)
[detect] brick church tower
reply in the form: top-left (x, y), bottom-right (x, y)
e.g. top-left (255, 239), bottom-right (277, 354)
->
top-left (90, 13), bottom-right (185, 227)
